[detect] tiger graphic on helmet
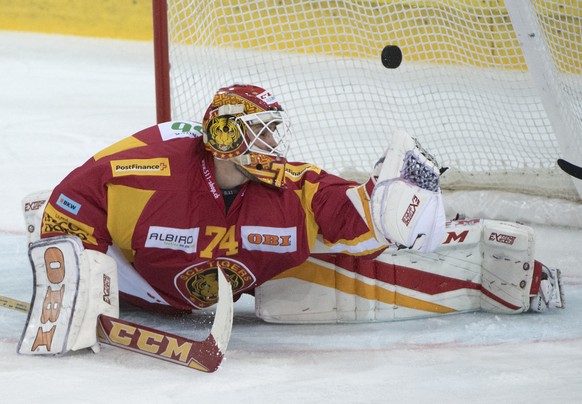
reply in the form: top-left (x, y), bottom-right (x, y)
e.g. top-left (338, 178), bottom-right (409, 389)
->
top-left (205, 115), bottom-right (244, 157)
top-left (202, 84), bottom-right (291, 188)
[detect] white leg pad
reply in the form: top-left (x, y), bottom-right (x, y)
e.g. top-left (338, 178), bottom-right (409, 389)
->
top-left (255, 219), bottom-right (542, 323)
top-left (480, 220), bottom-right (536, 313)
top-left (18, 236), bottom-right (119, 355)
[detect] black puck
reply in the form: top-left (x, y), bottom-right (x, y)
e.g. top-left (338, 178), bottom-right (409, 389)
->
top-left (381, 45), bottom-right (402, 69)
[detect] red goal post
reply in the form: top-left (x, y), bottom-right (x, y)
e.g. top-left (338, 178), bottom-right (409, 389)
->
top-left (152, 0), bottom-right (171, 123)
top-left (152, 0), bottom-right (582, 223)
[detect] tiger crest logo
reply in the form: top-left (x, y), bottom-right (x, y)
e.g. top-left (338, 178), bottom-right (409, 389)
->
top-left (176, 259), bottom-right (255, 309)
top-left (206, 116), bottom-right (243, 156)
top-left (186, 271), bottom-right (219, 304)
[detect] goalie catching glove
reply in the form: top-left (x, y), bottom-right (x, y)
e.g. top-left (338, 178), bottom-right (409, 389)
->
top-left (371, 130), bottom-right (446, 253)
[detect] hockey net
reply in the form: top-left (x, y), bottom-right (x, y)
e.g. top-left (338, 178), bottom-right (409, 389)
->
top-left (153, 0), bottom-right (582, 224)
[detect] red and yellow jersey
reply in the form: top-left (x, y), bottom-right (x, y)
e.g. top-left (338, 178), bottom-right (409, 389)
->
top-left (41, 121), bottom-right (387, 310)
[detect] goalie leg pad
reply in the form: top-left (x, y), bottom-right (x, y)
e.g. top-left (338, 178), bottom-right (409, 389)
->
top-left (480, 220), bottom-right (537, 313)
top-left (256, 219), bottom-right (556, 323)
top-left (18, 235), bottom-right (119, 355)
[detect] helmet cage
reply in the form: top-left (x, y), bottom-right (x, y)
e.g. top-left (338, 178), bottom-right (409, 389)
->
top-left (237, 110), bottom-right (290, 159)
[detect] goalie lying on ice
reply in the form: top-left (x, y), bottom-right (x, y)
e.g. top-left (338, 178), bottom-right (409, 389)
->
top-left (18, 85), bottom-right (563, 357)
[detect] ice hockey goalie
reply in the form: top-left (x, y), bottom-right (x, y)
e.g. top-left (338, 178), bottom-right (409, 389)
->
top-left (20, 128), bottom-right (564, 331)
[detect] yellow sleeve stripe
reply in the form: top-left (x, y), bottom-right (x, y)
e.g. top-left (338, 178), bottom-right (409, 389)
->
top-left (321, 234), bottom-right (386, 256)
top-left (275, 260), bottom-right (457, 314)
top-left (294, 181), bottom-right (320, 251)
top-left (357, 185), bottom-right (374, 227)
top-left (321, 185), bottom-right (385, 255)
top-left (94, 136), bottom-right (148, 161)
top-left (106, 184), bottom-right (155, 261)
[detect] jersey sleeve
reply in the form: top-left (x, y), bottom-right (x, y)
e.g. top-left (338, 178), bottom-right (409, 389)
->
top-left (41, 157), bottom-right (112, 253)
top-left (288, 163), bottom-right (387, 257)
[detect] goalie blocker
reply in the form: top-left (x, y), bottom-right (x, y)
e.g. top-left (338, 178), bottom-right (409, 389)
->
top-left (255, 218), bottom-right (564, 323)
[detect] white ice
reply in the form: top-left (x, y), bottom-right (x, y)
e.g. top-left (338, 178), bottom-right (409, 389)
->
top-left (1, 32), bottom-right (582, 403)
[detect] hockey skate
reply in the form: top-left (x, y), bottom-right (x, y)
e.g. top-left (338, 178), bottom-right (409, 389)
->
top-left (530, 264), bottom-right (565, 312)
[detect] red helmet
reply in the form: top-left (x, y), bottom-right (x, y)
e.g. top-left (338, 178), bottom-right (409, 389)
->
top-left (202, 84), bottom-right (291, 187)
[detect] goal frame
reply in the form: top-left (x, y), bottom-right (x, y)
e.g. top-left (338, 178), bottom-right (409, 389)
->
top-left (153, 0), bottom-right (171, 123)
top-left (150, 0), bottom-right (582, 226)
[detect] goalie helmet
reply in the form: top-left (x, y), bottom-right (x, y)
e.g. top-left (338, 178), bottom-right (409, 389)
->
top-left (202, 84), bottom-right (291, 188)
